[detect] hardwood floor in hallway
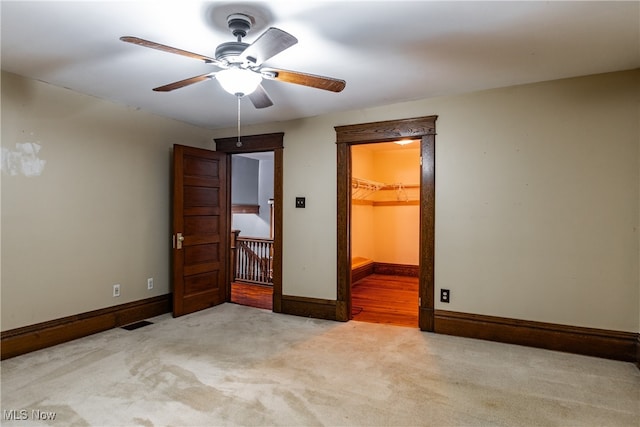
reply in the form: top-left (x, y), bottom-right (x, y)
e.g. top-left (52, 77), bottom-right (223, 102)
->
top-left (351, 274), bottom-right (419, 327)
top-left (231, 282), bottom-right (273, 310)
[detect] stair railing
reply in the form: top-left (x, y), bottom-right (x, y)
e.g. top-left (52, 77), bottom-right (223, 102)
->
top-left (234, 236), bottom-right (273, 285)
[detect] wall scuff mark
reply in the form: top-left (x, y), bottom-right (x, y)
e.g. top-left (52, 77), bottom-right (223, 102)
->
top-left (1, 142), bottom-right (46, 177)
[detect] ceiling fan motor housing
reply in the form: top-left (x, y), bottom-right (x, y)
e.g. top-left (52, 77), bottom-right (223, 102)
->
top-left (227, 13), bottom-right (253, 39)
top-left (218, 13), bottom-right (254, 65)
top-left (215, 41), bottom-right (250, 65)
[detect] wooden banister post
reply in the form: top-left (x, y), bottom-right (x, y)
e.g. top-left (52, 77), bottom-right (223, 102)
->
top-left (230, 230), bottom-right (241, 283)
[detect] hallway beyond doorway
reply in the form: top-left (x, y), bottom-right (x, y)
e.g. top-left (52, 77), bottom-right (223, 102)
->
top-left (231, 282), bottom-right (273, 311)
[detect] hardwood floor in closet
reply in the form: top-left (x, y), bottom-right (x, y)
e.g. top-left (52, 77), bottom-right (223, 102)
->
top-left (351, 274), bottom-right (419, 327)
top-left (230, 282), bottom-right (273, 310)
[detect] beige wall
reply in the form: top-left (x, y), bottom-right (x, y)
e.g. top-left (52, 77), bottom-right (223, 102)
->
top-left (213, 69), bottom-right (639, 333)
top-left (426, 70), bottom-right (638, 332)
top-left (1, 71), bottom-right (212, 330)
top-left (2, 69), bottom-right (639, 334)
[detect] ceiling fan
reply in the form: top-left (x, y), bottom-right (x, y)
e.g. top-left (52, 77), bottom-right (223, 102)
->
top-left (120, 13), bottom-right (346, 109)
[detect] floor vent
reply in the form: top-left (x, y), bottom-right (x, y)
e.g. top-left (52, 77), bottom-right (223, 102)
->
top-left (121, 320), bottom-right (153, 331)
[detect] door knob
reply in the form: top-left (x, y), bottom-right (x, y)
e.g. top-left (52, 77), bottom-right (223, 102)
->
top-left (175, 232), bottom-right (184, 249)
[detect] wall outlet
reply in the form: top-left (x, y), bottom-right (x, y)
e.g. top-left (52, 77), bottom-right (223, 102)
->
top-left (295, 197), bottom-right (306, 208)
top-left (440, 288), bottom-right (450, 303)
top-left (113, 284), bottom-right (121, 297)
top-left (147, 277), bottom-right (154, 290)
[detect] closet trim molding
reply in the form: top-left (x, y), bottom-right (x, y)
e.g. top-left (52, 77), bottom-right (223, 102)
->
top-left (335, 115), bottom-right (437, 329)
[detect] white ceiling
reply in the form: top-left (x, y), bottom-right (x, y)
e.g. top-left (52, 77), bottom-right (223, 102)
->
top-left (2, 1), bottom-right (638, 130)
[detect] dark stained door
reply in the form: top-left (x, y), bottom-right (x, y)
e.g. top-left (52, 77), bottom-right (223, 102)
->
top-left (172, 144), bottom-right (228, 317)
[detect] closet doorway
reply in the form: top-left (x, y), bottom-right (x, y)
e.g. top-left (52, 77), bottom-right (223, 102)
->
top-left (350, 142), bottom-right (420, 326)
top-left (335, 116), bottom-right (436, 331)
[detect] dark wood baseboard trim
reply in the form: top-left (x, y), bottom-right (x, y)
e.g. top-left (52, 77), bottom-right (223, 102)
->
top-left (419, 307), bottom-right (435, 332)
top-left (273, 292), bottom-right (282, 313)
top-left (280, 295), bottom-right (337, 321)
top-left (1, 295), bottom-right (171, 360)
top-left (351, 263), bottom-right (420, 285)
top-left (373, 262), bottom-right (419, 277)
top-left (434, 310), bottom-right (637, 363)
top-left (335, 300), bottom-right (349, 322)
top-left (352, 263), bottom-right (375, 284)
top-left (637, 335), bottom-right (640, 369)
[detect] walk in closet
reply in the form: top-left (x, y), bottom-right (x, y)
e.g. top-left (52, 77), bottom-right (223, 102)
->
top-left (350, 141), bottom-right (421, 326)
top-left (351, 141), bottom-right (421, 270)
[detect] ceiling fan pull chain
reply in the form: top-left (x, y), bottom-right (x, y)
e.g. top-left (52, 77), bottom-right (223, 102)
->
top-left (236, 95), bottom-right (242, 147)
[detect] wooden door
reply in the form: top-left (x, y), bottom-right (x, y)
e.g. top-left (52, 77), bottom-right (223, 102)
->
top-left (172, 145), bottom-right (228, 317)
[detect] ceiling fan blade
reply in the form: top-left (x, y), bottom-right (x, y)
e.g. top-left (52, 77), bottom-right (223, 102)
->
top-left (261, 68), bottom-right (346, 93)
top-left (153, 73), bottom-right (213, 92)
top-left (239, 28), bottom-right (298, 66)
top-left (120, 36), bottom-right (221, 65)
top-left (247, 84), bottom-right (274, 109)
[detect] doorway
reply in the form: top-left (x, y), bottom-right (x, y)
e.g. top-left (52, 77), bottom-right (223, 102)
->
top-left (229, 151), bottom-right (274, 310)
top-left (335, 116), bottom-right (437, 330)
top-left (350, 141), bottom-right (421, 327)
top-left (214, 133), bottom-right (284, 313)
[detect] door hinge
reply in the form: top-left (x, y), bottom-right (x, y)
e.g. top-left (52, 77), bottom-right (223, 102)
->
top-left (419, 297), bottom-right (422, 306)
top-left (420, 156), bottom-right (423, 166)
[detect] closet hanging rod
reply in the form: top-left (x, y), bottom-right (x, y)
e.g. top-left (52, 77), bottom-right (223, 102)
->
top-left (351, 177), bottom-right (384, 190)
top-left (351, 177), bottom-right (384, 200)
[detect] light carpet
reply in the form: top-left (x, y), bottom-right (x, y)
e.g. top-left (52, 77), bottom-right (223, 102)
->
top-left (1, 303), bottom-right (638, 426)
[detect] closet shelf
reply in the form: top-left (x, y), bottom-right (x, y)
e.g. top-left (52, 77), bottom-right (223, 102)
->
top-left (352, 176), bottom-right (418, 201)
top-left (353, 199), bottom-right (420, 207)
top-left (351, 177), bottom-right (384, 200)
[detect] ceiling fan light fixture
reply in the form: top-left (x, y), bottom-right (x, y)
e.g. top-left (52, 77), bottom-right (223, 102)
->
top-left (216, 68), bottom-right (262, 97)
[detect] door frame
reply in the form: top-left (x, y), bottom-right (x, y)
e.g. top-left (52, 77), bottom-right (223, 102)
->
top-left (214, 133), bottom-right (284, 312)
top-left (335, 116), bottom-right (437, 330)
